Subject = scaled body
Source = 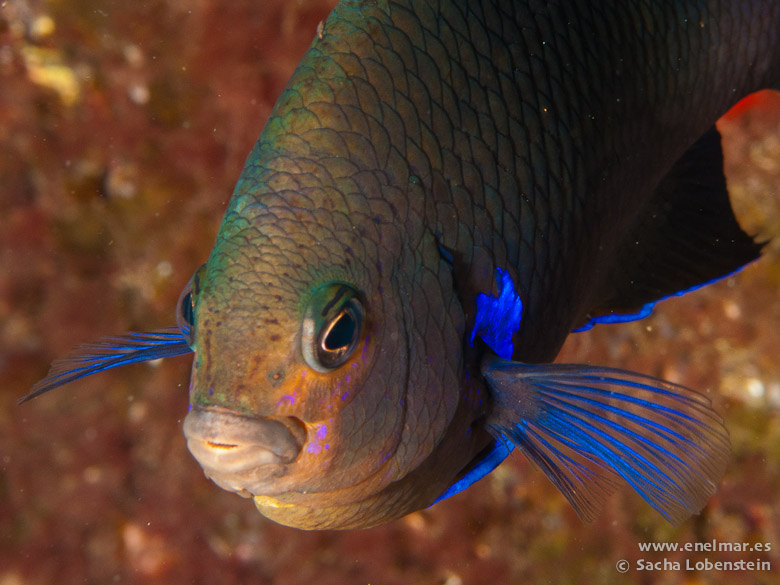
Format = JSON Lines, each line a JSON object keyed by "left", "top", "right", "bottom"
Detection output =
{"left": 26, "top": 0, "right": 780, "bottom": 530}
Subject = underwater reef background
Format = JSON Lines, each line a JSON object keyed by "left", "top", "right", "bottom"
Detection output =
{"left": 1, "top": 1, "right": 780, "bottom": 583}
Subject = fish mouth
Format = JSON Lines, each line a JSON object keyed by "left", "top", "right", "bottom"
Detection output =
{"left": 183, "top": 406, "right": 305, "bottom": 497}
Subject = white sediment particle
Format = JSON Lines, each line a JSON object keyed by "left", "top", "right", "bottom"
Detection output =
{"left": 746, "top": 378, "right": 765, "bottom": 399}
{"left": 723, "top": 300, "right": 741, "bottom": 320}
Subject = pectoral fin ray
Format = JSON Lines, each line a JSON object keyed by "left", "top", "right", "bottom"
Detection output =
{"left": 481, "top": 357, "right": 730, "bottom": 524}
{"left": 20, "top": 327, "right": 193, "bottom": 404}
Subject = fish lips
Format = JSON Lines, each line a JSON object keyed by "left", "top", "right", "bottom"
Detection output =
{"left": 183, "top": 406, "right": 304, "bottom": 497}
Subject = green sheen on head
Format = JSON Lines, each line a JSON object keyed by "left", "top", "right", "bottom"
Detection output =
{"left": 178, "top": 1, "right": 492, "bottom": 529}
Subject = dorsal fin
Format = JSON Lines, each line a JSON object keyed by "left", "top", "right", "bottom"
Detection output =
{"left": 578, "top": 126, "right": 763, "bottom": 330}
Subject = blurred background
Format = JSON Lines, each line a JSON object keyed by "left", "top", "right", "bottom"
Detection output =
{"left": 1, "top": 1, "right": 779, "bottom": 583}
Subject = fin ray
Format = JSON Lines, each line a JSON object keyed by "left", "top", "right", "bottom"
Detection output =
{"left": 483, "top": 359, "right": 729, "bottom": 524}
{"left": 20, "top": 327, "right": 193, "bottom": 403}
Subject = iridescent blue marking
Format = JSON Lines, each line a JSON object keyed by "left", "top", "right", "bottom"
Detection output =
{"left": 436, "top": 241, "right": 454, "bottom": 265}
{"left": 573, "top": 265, "right": 749, "bottom": 333}
{"left": 573, "top": 303, "right": 655, "bottom": 332}
{"left": 469, "top": 268, "right": 523, "bottom": 360}
{"left": 432, "top": 439, "right": 514, "bottom": 505}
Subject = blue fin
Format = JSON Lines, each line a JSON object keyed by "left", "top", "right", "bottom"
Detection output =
{"left": 432, "top": 439, "right": 514, "bottom": 505}
{"left": 573, "top": 264, "right": 748, "bottom": 332}
{"left": 20, "top": 327, "right": 193, "bottom": 403}
{"left": 482, "top": 357, "right": 729, "bottom": 524}
{"left": 469, "top": 268, "right": 523, "bottom": 360}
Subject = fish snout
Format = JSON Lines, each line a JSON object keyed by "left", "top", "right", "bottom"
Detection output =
{"left": 183, "top": 406, "right": 304, "bottom": 496}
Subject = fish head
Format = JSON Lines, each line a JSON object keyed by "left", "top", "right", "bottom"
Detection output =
{"left": 177, "top": 203, "right": 480, "bottom": 528}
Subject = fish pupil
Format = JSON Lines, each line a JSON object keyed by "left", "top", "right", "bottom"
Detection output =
{"left": 176, "top": 288, "right": 195, "bottom": 346}
{"left": 176, "top": 264, "right": 205, "bottom": 348}
{"left": 323, "top": 310, "right": 356, "bottom": 352}
{"left": 314, "top": 298, "right": 363, "bottom": 369}
{"left": 180, "top": 292, "right": 194, "bottom": 327}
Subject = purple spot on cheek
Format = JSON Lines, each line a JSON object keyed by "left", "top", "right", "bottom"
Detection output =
{"left": 306, "top": 425, "right": 328, "bottom": 455}
{"left": 341, "top": 392, "right": 349, "bottom": 401}
{"left": 277, "top": 394, "right": 296, "bottom": 407}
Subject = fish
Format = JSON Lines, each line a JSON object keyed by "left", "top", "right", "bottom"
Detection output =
{"left": 21, "top": 0, "right": 779, "bottom": 530}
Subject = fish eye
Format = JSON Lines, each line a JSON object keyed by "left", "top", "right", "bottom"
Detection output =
{"left": 317, "top": 299, "right": 362, "bottom": 368}
{"left": 176, "top": 282, "right": 195, "bottom": 346}
{"left": 301, "top": 285, "right": 364, "bottom": 372}
{"left": 176, "top": 264, "right": 205, "bottom": 347}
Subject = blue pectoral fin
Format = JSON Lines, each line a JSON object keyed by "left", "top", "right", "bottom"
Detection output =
{"left": 20, "top": 327, "right": 193, "bottom": 403}
{"left": 432, "top": 439, "right": 514, "bottom": 505}
{"left": 482, "top": 357, "right": 730, "bottom": 524}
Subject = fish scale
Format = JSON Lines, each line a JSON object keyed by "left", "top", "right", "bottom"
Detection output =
{"left": 23, "top": 0, "right": 780, "bottom": 531}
